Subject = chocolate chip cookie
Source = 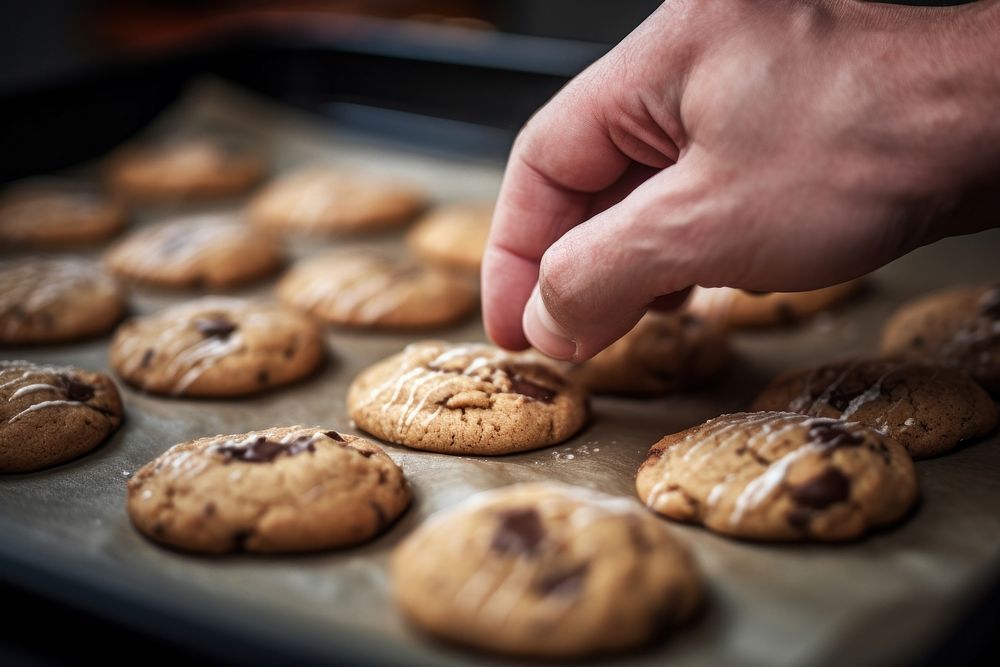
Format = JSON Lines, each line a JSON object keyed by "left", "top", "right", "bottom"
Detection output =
{"left": 687, "top": 279, "right": 864, "bottom": 328}
{"left": 391, "top": 482, "right": 701, "bottom": 658}
{"left": 636, "top": 412, "right": 917, "bottom": 542}
{"left": 752, "top": 358, "right": 997, "bottom": 459}
{"left": 127, "top": 426, "right": 410, "bottom": 553}
{"left": 0, "top": 258, "right": 127, "bottom": 344}
{"left": 1, "top": 360, "right": 124, "bottom": 472}
{"left": 406, "top": 202, "right": 492, "bottom": 274}
{"left": 275, "top": 251, "right": 477, "bottom": 330}
{"left": 107, "top": 136, "right": 265, "bottom": 201}
{"left": 347, "top": 341, "right": 588, "bottom": 455}
{"left": 248, "top": 166, "right": 426, "bottom": 235}
{"left": 110, "top": 297, "right": 324, "bottom": 397}
{"left": 104, "top": 214, "right": 285, "bottom": 289}
{"left": 0, "top": 179, "right": 126, "bottom": 247}
{"left": 574, "top": 311, "right": 729, "bottom": 396}
{"left": 881, "top": 284, "right": 1000, "bottom": 394}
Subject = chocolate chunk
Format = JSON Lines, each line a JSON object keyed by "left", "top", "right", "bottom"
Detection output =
{"left": 509, "top": 375, "right": 556, "bottom": 403}
{"left": 775, "top": 301, "right": 798, "bottom": 325}
{"left": 232, "top": 530, "right": 252, "bottom": 550}
{"left": 808, "top": 421, "right": 865, "bottom": 449}
{"left": 203, "top": 502, "right": 216, "bottom": 517}
{"left": 786, "top": 506, "right": 813, "bottom": 530}
{"left": 194, "top": 316, "right": 237, "bottom": 339}
{"left": 789, "top": 468, "right": 851, "bottom": 509}
{"left": 370, "top": 501, "right": 387, "bottom": 528}
{"left": 257, "top": 369, "right": 269, "bottom": 384}
{"left": 826, "top": 386, "right": 863, "bottom": 412}
{"left": 141, "top": 348, "right": 155, "bottom": 368}
{"left": 491, "top": 508, "right": 545, "bottom": 555}
{"left": 535, "top": 563, "right": 589, "bottom": 597}
{"left": 61, "top": 376, "right": 94, "bottom": 402}
{"left": 979, "top": 288, "right": 1000, "bottom": 319}
{"left": 324, "top": 430, "right": 345, "bottom": 442}
{"left": 215, "top": 435, "right": 315, "bottom": 463}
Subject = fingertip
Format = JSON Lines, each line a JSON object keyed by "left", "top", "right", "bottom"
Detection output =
{"left": 522, "top": 285, "right": 577, "bottom": 361}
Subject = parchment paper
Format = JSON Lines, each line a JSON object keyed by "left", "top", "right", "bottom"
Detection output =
{"left": 2, "top": 79, "right": 999, "bottom": 667}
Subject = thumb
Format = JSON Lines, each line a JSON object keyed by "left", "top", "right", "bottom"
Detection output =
{"left": 522, "top": 159, "right": 745, "bottom": 361}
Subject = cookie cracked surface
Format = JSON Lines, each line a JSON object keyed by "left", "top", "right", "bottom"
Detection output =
{"left": 752, "top": 358, "right": 997, "bottom": 459}
{"left": 248, "top": 166, "right": 425, "bottom": 235}
{"left": 110, "top": 297, "right": 324, "bottom": 397}
{"left": 881, "top": 284, "right": 1000, "bottom": 394}
{"left": 391, "top": 482, "right": 701, "bottom": 658}
{"left": 127, "top": 426, "right": 410, "bottom": 553}
{"left": 575, "top": 312, "right": 729, "bottom": 396}
{"left": 347, "top": 341, "right": 588, "bottom": 454}
{"left": 276, "top": 251, "right": 476, "bottom": 329}
{"left": 1, "top": 360, "right": 124, "bottom": 472}
{"left": 636, "top": 412, "right": 917, "bottom": 542}
{"left": 0, "top": 258, "right": 127, "bottom": 344}
{"left": 104, "top": 215, "right": 284, "bottom": 289}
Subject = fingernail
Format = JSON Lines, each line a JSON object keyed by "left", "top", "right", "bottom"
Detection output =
{"left": 523, "top": 285, "right": 577, "bottom": 361}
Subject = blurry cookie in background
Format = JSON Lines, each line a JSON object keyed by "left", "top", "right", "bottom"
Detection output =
{"left": 881, "top": 284, "right": 1000, "bottom": 394}
{"left": 636, "top": 412, "right": 917, "bottom": 542}
{"left": 687, "top": 279, "right": 865, "bottom": 328}
{"left": 104, "top": 214, "right": 284, "bottom": 289}
{"left": 127, "top": 426, "right": 410, "bottom": 554}
{"left": 406, "top": 202, "right": 492, "bottom": 275}
{"left": 0, "top": 179, "right": 126, "bottom": 247}
{"left": 392, "top": 482, "right": 702, "bottom": 658}
{"left": 248, "top": 166, "right": 426, "bottom": 235}
{"left": 1, "top": 360, "right": 124, "bottom": 472}
{"left": 575, "top": 311, "right": 729, "bottom": 397}
{"left": 107, "top": 136, "right": 265, "bottom": 201}
{"left": 110, "top": 296, "right": 324, "bottom": 397}
{"left": 752, "top": 358, "right": 997, "bottom": 459}
{"left": 348, "top": 341, "right": 588, "bottom": 455}
{"left": 0, "top": 258, "right": 127, "bottom": 344}
{"left": 276, "top": 251, "right": 476, "bottom": 330}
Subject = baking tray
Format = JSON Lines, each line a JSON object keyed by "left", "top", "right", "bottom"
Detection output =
{"left": 2, "top": 79, "right": 999, "bottom": 666}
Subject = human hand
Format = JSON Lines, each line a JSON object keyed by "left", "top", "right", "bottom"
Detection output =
{"left": 482, "top": 0, "right": 1000, "bottom": 361}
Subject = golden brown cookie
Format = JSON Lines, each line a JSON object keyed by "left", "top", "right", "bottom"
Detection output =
{"left": 687, "top": 280, "right": 864, "bottom": 328}
{"left": 347, "top": 341, "right": 588, "bottom": 455}
{"left": 0, "top": 179, "right": 126, "bottom": 247}
{"left": 406, "top": 202, "right": 492, "bottom": 274}
{"left": 575, "top": 312, "right": 729, "bottom": 396}
{"left": 275, "top": 251, "right": 476, "bottom": 330}
{"left": 391, "top": 482, "right": 701, "bottom": 658}
{"left": 107, "top": 137, "right": 265, "bottom": 201}
{"left": 636, "top": 412, "right": 917, "bottom": 542}
{"left": 110, "top": 297, "right": 324, "bottom": 397}
{"left": 104, "top": 214, "right": 285, "bottom": 289}
{"left": 248, "top": 166, "right": 426, "bottom": 235}
{"left": 881, "top": 284, "right": 1000, "bottom": 394}
{"left": 751, "top": 358, "right": 997, "bottom": 459}
{"left": 127, "top": 426, "right": 410, "bottom": 554}
{"left": 1, "top": 360, "right": 124, "bottom": 472}
{"left": 0, "top": 258, "right": 127, "bottom": 344}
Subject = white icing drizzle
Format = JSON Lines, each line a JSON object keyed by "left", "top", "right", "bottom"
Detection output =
{"left": 0, "top": 259, "right": 118, "bottom": 335}
{"left": 1, "top": 362, "right": 97, "bottom": 425}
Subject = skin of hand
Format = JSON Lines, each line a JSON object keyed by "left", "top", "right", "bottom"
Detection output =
{"left": 481, "top": 0, "right": 1000, "bottom": 361}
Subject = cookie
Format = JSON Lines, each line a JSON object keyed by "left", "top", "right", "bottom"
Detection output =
{"left": 107, "top": 136, "right": 264, "bottom": 201}
{"left": 881, "top": 285, "right": 1000, "bottom": 394}
{"left": 347, "top": 341, "right": 588, "bottom": 455}
{"left": 687, "top": 279, "right": 864, "bottom": 328}
{"left": 110, "top": 297, "right": 324, "bottom": 397}
{"left": 751, "top": 358, "right": 997, "bottom": 459}
{"left": 0, "top": 179, "right": 126, "bottom": 247}
{"left": 104, "top": 214, "right": 285, "bottom": 289}
{"left": 0, "top": 258, "right": 127, "bottom": 344}
{"left": 248, "top": 166, "right": 426, "bottom": 235}
{"left": 1, "top": 360, "right": 124, "bottom": 472}
{"left": 574, "top": 311, "right": 729, "bottom": 397}
{"left": 406, "top": 202, "right": 492, "bottom": 274}
{"left": 127, "top": 426, "right": 410, "bottom": 553}
{"left": 636, "top": 412, "right": 917, "bottom": 541}
{"left": 275, "top": 251, "right": 477, "bottom": 330}
{"left": 391, "top": 482, "right": 701, "bottom": 658}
